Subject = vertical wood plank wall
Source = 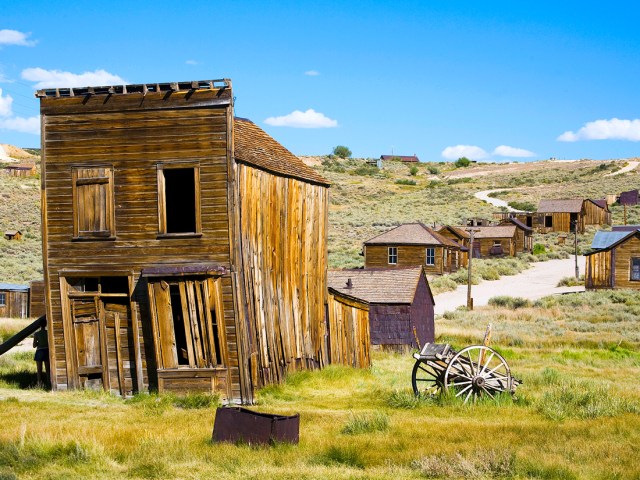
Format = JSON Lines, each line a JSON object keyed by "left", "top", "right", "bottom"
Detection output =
{"left": 236, "top": 163, "right": 329, "bottom": 389}
{"left": 585, "top": 250, "right": 613, "bottom": 289}
{"left": 40, "top": 93, "right": 237, "bottom": 394}
{"left": 326, "top": 293, "right": 371, "bottom": 368}
{"left": 29, "top": 280, "right": 47, "bottom": 318}
{"left": 0, "top": 290, "right": 29, "bottom": 318}
{"left": 613, "top": 236, "right": 640, "bottom": 289}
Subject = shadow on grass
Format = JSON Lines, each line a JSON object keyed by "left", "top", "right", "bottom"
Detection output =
{"left": 0, "top": 370, "right": 41, "bottom": 390}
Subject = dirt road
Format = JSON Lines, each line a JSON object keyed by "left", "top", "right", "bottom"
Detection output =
{"left": 434, "top": 257, "right": 585, "bottom": 315}
{"left": 474, "top": 188, "right": 523, "bottom": 212}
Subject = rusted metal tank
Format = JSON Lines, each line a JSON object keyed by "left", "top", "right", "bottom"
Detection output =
{"left": 212, "top": 407, "right": 299, "bottom": 445}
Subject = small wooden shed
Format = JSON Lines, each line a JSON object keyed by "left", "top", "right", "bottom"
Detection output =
{"left": 439, "top": 224, "right": 525, "bottom": 258}
{"left": 36, "top": 79, "right": 345, "bottom": 403}
{"left": 363, "top": 223, "right": 462, "bottom": 274}
{"left": 499, "top": 218, "right": 533, "bottom": 253}
{"left": 328, "top": 267, "right": 434, "bottom": 352}
{"left": 5, "top": 163, "right": 37, "bottom": 177}
{"left": 535, "top": 198, "right": 611, "bottom": 234}
{"left": 3, "top": 230, "right": 22, "bottom": 241}
{"left": 0, "top": 283, "right": 30, "bottom": 318}
{"left": 585, "top": 229, "right": 640, "bottom": 289}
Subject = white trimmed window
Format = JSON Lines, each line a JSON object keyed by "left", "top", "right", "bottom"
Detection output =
{"left": 426, "top": 247, "right": 435, "bottom": 266}
{"left": 388, "top": 247, "right": 398, "bottom": 264}
{"left": 631, "top": 258, "right": 640, "bottom": 281}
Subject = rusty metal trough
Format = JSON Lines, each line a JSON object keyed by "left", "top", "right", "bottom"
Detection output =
{"left": 212, "top": 407, "right": 300, "bottom": 445}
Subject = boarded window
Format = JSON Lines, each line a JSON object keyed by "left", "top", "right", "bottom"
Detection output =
{"left": 426, "top": 247, "right": 435, "bottom": 266}
{"left": 157, "top": 164, "right": 201, "bottom": 235}
{"left": 72, "top": 167, "right": 115, "bottom": 239}
{"left": 388, "top": 247, "right": 398, "bottom": 265}
{"left": 631, "top": 258, "right": 640, "bottom": 281}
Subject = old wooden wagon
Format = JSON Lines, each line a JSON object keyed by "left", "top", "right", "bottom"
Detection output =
{"left": 36, "top": 79, "right": 348, "bottom": 403}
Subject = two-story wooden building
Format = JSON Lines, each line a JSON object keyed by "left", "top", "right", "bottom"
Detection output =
{"left": 363, "top": 223, "right": 462, "bottom": 274}
{"left": 36, "top": 79, "right": 341, "bottom": 404}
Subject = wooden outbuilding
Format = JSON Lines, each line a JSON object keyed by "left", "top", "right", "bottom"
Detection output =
{"left": 618, "top": 189, "right": 638, "bottom": 206}
{"left": 585, "top": 229, "right": 640, "bottom": 290}
{"left": 328, "top": 267, "right": 434, "bottom": 352}
{"left": 363, "top": 223, "right": 462, "bottom": 274}
{"left": 5, "top": 163, "right": 37, "bottom": 177}
{"left": 438, "top": 223, "right": 528, "bottom": 258}
{"left": 380, "top": 155, "right": 419, "bottom": 163}
{"left": 0, "top": 283, "right": 30, "bottom": 318}
{"left": 36, "top": 79, "right": 348, "bottom": 403}
{"left": 498, "top": 217, "right": 534, "bottom": 253}
{"left": 535, "top": 198, "right": 611, "bottom": 234}
{"left": 3, "top": 230, "right": 22, "bottom": 241}
{"left": 436, "top": 225, "right": 469, "bottom": 267}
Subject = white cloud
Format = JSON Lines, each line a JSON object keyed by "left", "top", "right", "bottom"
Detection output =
{"left": 304, "top": 70, "right": 320, "bottom": 76}
{"left": 0, "top": 29, "right": 36, "bottom": 47}
{"left": 492, "top": 145, "right": 535, "bottom": 157}
{"left": 264, "top": 109, "right": 337, "bottom": 128}
{"left": 21, "top": 68, "right": 127, "bottom": 89}
{"left": 185, "top": 60, "right": 199, "bottom": 65}
{"left": 0, "top": 116, "right": 40, "bottom": 134}
{"left": 441, "top": 145, "right": 488, "bottom": 160}
{"left": 0, "top": 89, "right": 13, "bottom": 117}
{"left": 558, "top": 118, "right": 640, "bottom": 142}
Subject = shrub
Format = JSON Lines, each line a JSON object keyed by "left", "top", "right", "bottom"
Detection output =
{"left": 489, "top": 296, "right": 532, "bottom": 309}
{"left": 409, "top": 165, "right": 419, "bottom": 176}
{"left": 454, "top": 156, "right": 471, "bottom": 168}
{"left": 532, "top": 243, "right": 546, "bottom": 255}
{"left": 508, "top": 200, "right": 536, "bottom": 211}
{"left": 427, "top": 165, "right": 439, "bottom": 174}
{"left": 341, "top": 411, "right": 389, "bottom": 434}
{"left": 351, "top": 165, "right": 379, "bottom": 176}
{"left": 395, "top": 179, "right": 416, "bottom": 186}
{"left": 557, "top": 276, "right": 584, "bottom": 287}
{"left": 332, "top": 145, "right": 352, "bottom": 159}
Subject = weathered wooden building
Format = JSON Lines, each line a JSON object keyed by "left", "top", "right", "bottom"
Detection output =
{"left": 5, "top": 163, "right": 37, "bottom": 177}
{"left": 498, "top": 218, "right": 534, "bottom": 253}
{"left": 535, "top": 198, "right": 611, "bottom": 234}
{"left": 585, "top": 229, "right": 640, "bottom": 289}
{"left": 37, "top": 79, "right": 339, "bottom": 403}
{"left": 0, "top": 283, "right": 29, "bottom": 318}
{"left": 363, "top": 223, "right": 462, "bottom": 274}
{"left": 29, "top": 279, "right": 46, "bottom": 319}
{"left": 3, "top": 230, "right": 22, "bottom": 241}
{"left": 436, "top": 225, "right": 469, "bottom": 267}
{"left": 328, "top": 267, "right": 434, "bottom": 352}
{"left": 438, "top": 223, "right": 529, "bottom": 258}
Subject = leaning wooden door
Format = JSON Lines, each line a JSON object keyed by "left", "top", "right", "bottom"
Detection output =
{"left": 71, "top": 298, "right": 108, "bottom": 391}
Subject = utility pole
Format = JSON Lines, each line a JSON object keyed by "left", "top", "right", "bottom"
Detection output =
{"left": 466, "top": 228, "right": 480, "bottom": 309}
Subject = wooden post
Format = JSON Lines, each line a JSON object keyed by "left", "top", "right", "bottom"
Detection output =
{"left": 466, "top": 228, "right": 479, "bottom": 309}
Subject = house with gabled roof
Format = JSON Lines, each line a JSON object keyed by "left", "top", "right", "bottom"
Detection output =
{"left": 363, "top": 223, "right": 462, "bottom": 274}
{"left": 585, "top": 228, "right": 640, "bottom": 289}
{"left": 438, "top": 222, "right": 530, "bottom": 259}
{"left": 328, "top": 266, "right": 434, "bottom": 352}
{"left": 535, "top": 198, "right": 611, "bottom": 234}
{"left": 380, "top": 154, "right": 420, "bottom": 163}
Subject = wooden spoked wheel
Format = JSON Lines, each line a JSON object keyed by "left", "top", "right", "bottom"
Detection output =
{"left": 443, "top": 345, "right": 512, "bottom": 404}
{"left": 411, "top": 359, "right": 445, "bottom": 397}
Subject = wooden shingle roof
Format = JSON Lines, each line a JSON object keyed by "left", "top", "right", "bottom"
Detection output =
{"left": 473, "top": 225, "right": 517, "bottom": 239}
{"left": 364, "top": 223, "right": 459, "bottom": 247}
{"left": 234, "top": 117, "right": 330, "bottom": 186}
{"left": 538, "top": 198, "right": 584, "bottom": 213}
{"left": 328, "top": 267, "right": 430, "bottom": 304}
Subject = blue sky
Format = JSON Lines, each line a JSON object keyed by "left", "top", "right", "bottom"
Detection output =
{"left": 1, "top": 1, "right": 640, "bottom": 162}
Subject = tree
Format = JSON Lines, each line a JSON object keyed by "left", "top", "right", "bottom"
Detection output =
{"left": 454, "top": 156, "right": 471, "bottom": 168}
{"left": 332, "top": 145, "right": 352, "bottom": 159}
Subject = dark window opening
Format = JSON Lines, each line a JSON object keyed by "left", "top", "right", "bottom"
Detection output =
{"left": 169, "top": 285, "right": 189, "bottom": 365}
{"left": 68, "top": 277, "right": 100, "bottom": 293}
{"left": 545, "top": 216, "right": 553, "bottom": 228}
{"left": 0, "top": 293, "right": 5, "bottom": 306}
{"left": 101, "top": 277, "right": 129, "bottom": 294}
{"left": 164, "top": 168, "right": 196, "bottom": 233}
{"left": 211, "top": 309, "right": 222, "bottom": 365}
{"left": 526, "top": 216, "right": 532, "bottom": 227}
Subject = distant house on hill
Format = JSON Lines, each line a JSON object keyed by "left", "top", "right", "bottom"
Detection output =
{"left": 585, "top": 229, "right": 640, "bottom": 290}
{"left": 328, "top": 266, "right": 434, "bottom": 352}
{"left": 4, "top": 230, "right": 22, "bottom": 241}
{"left": 380, "top": 155, "right": 420, "bottom": 163}
{"left": 5, "top": 163, "right": 37, "bottom": 177}
{"left": 619, "top": 189, "right": 639, "bottom": 206}
{"left": 363, "top": 223, "right": 462, "bottom": 274}
{"left": 536, "top": 198, "right": 611, "bottom": 234}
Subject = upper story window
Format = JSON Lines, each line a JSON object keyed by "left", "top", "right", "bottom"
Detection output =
{"left": 72, "top": 166, "right": 115, "bottom": 240}
{"left": 388, "top": 247, "right": 398, "bottom": 265}
{"left": 631, "top": 258, "right": 640, "bottom": 281}
{"left": 426, "top": 247, "right": 435, "bottom": 266}
{"left": 157, "top": 163, "right": 201, "bottom": 237}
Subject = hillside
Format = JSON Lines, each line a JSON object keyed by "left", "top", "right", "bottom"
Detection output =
{"left": 1, "top": 155, "right": 640, "bottom": 282}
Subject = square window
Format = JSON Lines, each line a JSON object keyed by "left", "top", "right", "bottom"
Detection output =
{"left": 631, "top": 258, "right": 640, "bottom": 281}
{"left": 426, "top": 247, "right": 435, "bottom": 266}
{"left": 157, "top": 164, "right": 201, "bottom": 236}
{"left": 388, "top": 247, "right": 398, "bottom": 265}
{"left": 72, "top": 167, "right": 115, "bottom": 239}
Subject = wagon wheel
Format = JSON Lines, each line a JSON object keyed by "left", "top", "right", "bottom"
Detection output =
{"left": 443, "top": 345, "right": 512, "bottom": 404}
{"left": 411, "top": 359, "right": 445, "bottom": 397}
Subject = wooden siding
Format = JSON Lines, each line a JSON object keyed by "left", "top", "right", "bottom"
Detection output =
{"left": 585, "top": 250, "right": 613, "bottom": 289}
{"left": 326, "top": 292, "right": 371, "bottom": 368}
{"left": 410, "top": 274, "right": 434, "bottom": 345}
{"left": 364, "top": 245, "right": 452, "bottom": 274}
{"left": 473, "top": 237, "right": 515, "bottom": 258}
{"left": 0, "top": 290, "right": 29, "bottom": 318}
{"left": 29, "top": 280, "right": 46, "bottom": 318}
{"left": 613, "top": 236, "right": 640, "bottom": 289}
{"left": 584, "top": 201, "right": 611, "bottom": 227}
{"left": 41, "top": 94, "right": 237, "bottom": 396}
{"left": 236, "top": 164, "right": 329, "bottom": 390}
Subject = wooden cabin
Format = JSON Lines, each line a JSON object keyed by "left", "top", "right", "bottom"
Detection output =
{"left": 29, "top": 279, "right": 46, "bottom": 318}
{"left": 5, "top": 163, "right": 37, "bottom": 177}
{"left": 498, "top": 218, "right": 533, "bottom": 253}
{"left": 3, "top": 230, "right": 22, "bottom": 241}
{"left": 436, "top": 225, "right": 469, "bottom": 267}
{"left": 363, "top": 223, "right": 462, "bottom": 274}
{"left": 585, "top": 229, "right": 640, "bottom": 290}
{"left": 0, "top": 283, "right": 30, "bottom": 318}
{"left": 380, "top": 155, "right": 419, "bottom": 163}
{"left": 439, "top": 223, "right": 527, "bottom": 258}
{"left": 328, "top": 267, "right": 434, "bottom": 352}
{"left": 36, "top": 79, "right": 343, "bottom": 403}
{"left": 619, "top": 189, "right": 638, "bottom": 206}
{"left": 535, "top": 198, "right": 611, "bottom": 234}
